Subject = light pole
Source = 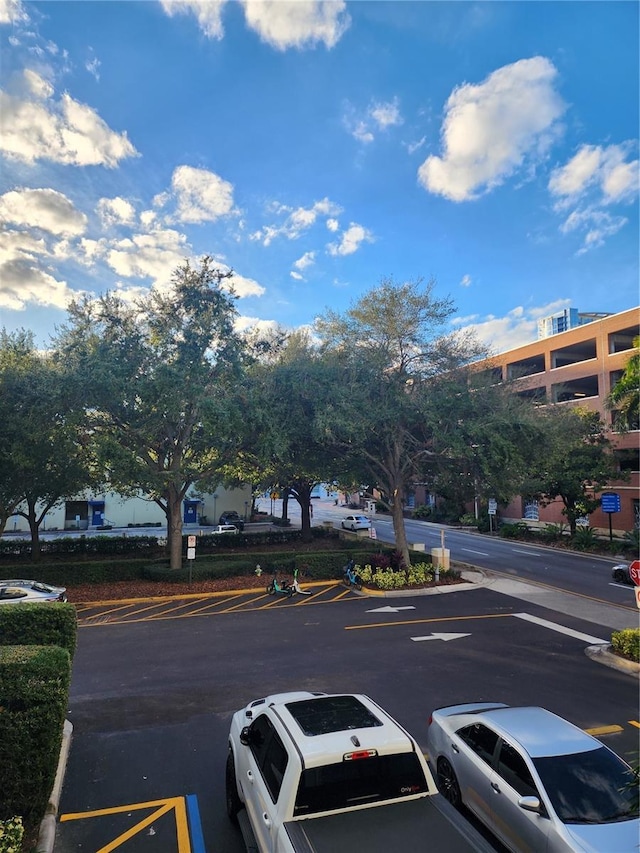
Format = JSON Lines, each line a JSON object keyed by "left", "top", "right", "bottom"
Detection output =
{"left": 213, "top": 494, "right": 218, "bottom": 524}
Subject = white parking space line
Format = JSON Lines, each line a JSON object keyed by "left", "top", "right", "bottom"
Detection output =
{"left": 461, "top": 548, "right": 490, "bottom": 556}
{"left": 514, "top": 612, "right": 607, "bottom": 645}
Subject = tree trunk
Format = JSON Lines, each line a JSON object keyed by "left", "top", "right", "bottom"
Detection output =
{"left": 390, "top": 489, "right": 410, "bottom": 569}
{"left": 293, "top": 482, "right": 313, "bottom": 543}
{"left": 167, "top": 488, "right": 184, "bottom": 570}
{"left": 27, "top": 498, "right": 42, "bottom": 562}
{"left": 281, "top": 488, "right": 290, "bottom": 522}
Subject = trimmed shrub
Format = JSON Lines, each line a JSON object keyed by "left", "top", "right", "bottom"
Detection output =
{"left": 0, "top": 559, "right": 149, "bottom": 586}
{"left": 571, "top": 526, "right": 599, "bottom": 551}
{"left": 0, "top": 603, "right": 77, "bottom": 659}
{"left": 499, "top": 522, "right": 530, "bottom": 539}
{"left": 611, "top": 628, "right": 640, "bottom": 663}
{"left": 0, "top": 645, "right": 71, "bottom": 826}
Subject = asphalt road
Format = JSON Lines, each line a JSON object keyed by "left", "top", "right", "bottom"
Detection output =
{"left": 56, "top": 580, "right": 639, "bottom": 853}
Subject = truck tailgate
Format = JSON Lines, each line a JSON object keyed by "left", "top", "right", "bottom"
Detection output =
{"left": 284, "top": 794, "right": 494, "bottom": 853}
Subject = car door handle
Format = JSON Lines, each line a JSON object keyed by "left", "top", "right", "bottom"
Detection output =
{"left": 491, "top": 782, "right": 501, "bottom": 794}
{"left": 262, "top": 813, "right": 272, "bottom": 828}
{"left": 247, "top": 770, "right": 254, "bottom": 784}
{"left": 451, "top": 743, "right": 459, "bottom": 753}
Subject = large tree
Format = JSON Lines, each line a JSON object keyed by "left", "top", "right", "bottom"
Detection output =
{"left": 238, "top": 331, "right": 346, "bottom": 541}
{"left": 54, "top": 257, "right": 247, "bottom": 569}
{"left": 315, "top": 277, "right": 487, "bottom": 566}
{"left": 523, "top": 407, "right": 621, "bottom": 535}
{"left": 0, "top": 329, "right": 95, "bottom": 557}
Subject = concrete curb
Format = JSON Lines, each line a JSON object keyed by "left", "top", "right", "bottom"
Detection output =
{"left": 585, "top": 644, "right": 640, "bottom": 677}
{"left": 35, "top": 719, "right": 73, "bottom": 853}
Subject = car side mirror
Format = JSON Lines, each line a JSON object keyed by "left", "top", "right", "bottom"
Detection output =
{"left": 518, "top": 795, "right": 542, "bottom": 814}
{"left": 240, "top": 726, "right": 252, "bottom": 746}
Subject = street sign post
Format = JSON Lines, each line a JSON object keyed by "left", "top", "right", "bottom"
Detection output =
{"left": 629, "top": 560, "right": 640, "bottom": 586}
{"left": 600, "top": 493, "right": 621, "bottom": 542}
{"left": 187, "top": 535, "right": 196, "bottom": 583}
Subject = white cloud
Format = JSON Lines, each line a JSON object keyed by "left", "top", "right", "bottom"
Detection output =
{"left": 234, "top": 315, "right": 281, "bottom": 335}
{"left": 165, "top": 164, "right": 236, "bottom": 223}
{"left": 370, "top": 97, "right": 403, "bottom": 130}
{"left": 251, "top": 198, "right": 341, "bottom": 245}
{"left": 160, "top": 0, "right": 350, "bottom": 49}
{"left": 456, "top": 299, "right": 572, "bottom": 353}
{"left": 418, "top": 56, "right": 565, "bottom": 201}
{"left": 0, "top": 188, "right": 87, "bottom": 235}
{"left": 106, "top": 227, "right": 190, "bottom": 287}
{"left": 327, "top": 222, "right": 373, "bottom": 257}
{"left": 548, "top": 143, "right": 638, "bottom": 253}
{"left": 326, "top": 218, "right": 339, "bottom": 232}
{"left": 0, "top": 70, "right": 138, "bottom": 167}
{"left": 0, "top": 258, "right": 77, "bottom": 311}
{"left": 97, "top": 196, "right": 136, "bottom": 228}
{"left": 290, "top": 270, "right": 303, "bottom": 280}
{"left": 86, "top": 54, "right": 101, "bottom": 82}
{"left": 225, "top": 271, "right": 266, "bottom": 298}
{"left": 549, "top": 143, "right": 639, "bottom": 204}
{"left": 241, "top": 0, "right": 350, "bottom": 50}
{"left": 294, "top": 251, "right": 315, "bottom": 270}
{"left": 0, "top": 0, "right": 28, "bottom": 25}
{"left": 406, "top": 135, "right": 426, "bottom": 155}
{"left": 460, "top": 274, "right": 472, "bottom": 287}
{"left": 160, "top": 0, "right": 226, "bottom": 40}
{"left": 344, "top": 97, "right": 403, "bottom": 143}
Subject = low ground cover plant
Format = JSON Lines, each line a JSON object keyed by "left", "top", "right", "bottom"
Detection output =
{"left": 355, "top": 562, "right": 460, "bottom": 590}
{"left": 611, "top": 628, "right": 640, "bottom": 663}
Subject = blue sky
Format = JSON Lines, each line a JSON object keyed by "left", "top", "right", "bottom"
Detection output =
{"left": 0, "top": 0, "right": 638, "bottom": 353}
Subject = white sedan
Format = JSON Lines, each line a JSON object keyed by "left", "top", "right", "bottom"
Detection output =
{"left": 341, "top": 514, "right": 371, "bottom": 531}
{"left": 427, "top": 702, "right": 639, "bottom": 853}
{"left": 0, "top": 580, "right": 67, "bottom": 604}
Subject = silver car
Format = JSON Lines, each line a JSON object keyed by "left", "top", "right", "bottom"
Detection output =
{"left": 427, "top": 702, "right": 639, "bottom": 853}
{"left": 0, "top": 579, "right": 68, "bottom": 604}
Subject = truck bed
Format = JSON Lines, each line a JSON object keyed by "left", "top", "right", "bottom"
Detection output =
{"left": 284, "top": 794, "right": 495, "bottom": 853}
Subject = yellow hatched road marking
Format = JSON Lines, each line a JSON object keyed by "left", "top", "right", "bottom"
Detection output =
{"left": 60, "top": 796, "right": 191, "bottom": 853}
{"left": 138, "top": 592, "right": 247, "bottom": 619}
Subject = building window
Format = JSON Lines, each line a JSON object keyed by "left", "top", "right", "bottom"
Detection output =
{"left": 506, "top": 354, "right": 545, "bottom": 379}
{"left": 550, "top": 339, "right": 597, "bottom": 369}
{"left": 551, "top": 375, "right": 598, "bottom": 402}
{"left": 614, "top": 449, "right": 640, "bottom": 473}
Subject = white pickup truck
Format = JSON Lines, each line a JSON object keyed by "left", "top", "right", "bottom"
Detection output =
{"left": 226, "top": 691, "right": 495, "bottom": 853}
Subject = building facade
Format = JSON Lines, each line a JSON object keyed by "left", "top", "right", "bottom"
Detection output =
{"left": 482, "top": 307, "right": 639, "bottom": 533}
{"left": 5, "top": 485, "right": 253, "bottom": 535}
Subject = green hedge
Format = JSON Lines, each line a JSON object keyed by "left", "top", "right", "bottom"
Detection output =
{"left": 0, "top": 534, "right": 162, "bottom": 560}
{"left": 143, "top": 548, "right": 384, "bottom": 583}
{"left": 0, "top": 559, "right": 150, "bottom": 586}
{"left": 0, "top": 645, "right": 71, "bottom": 826}
{"left": 0, "top": 603, "right": 77, "bottom": 659}
{"left": 611, "top": 628, "right": 640, "bottom": 663}
{"left": 0, "top": 816, "right": 23, "bottom": 852}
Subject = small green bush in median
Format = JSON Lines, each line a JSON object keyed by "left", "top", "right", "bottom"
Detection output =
{"left": 611, "top": 628, "right": 640, "bottom": 663}
{"left": 0, "top": 816, "right": 23, "bottom": 853}
{"left": 0, "top": 603, "right": 77, "bottom": 659}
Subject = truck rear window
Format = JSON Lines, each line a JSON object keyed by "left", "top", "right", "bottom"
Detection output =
{"left": 293, "top": 752, "right": 428, "bottom": 816}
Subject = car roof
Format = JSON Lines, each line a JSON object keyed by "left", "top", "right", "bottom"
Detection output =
{"left": 475, "top": 707, "right": 600, "bottom": 757}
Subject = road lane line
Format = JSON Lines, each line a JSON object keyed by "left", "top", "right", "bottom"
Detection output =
{"left": 511, "top": 549, "right": 542, "bottom": 556}
{"left": 186, "top": 795, "right": 205, "bottom": 853}
{"left": 345, "top": 613, "right": 510, "bottom": 631}
{"left": 513, "top": 613, "right": 607, "bottom": 644}
{"left": 461, "top": 548, "right": 490, "bottom": 556}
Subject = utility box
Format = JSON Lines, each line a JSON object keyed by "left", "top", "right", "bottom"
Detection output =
{"left": 431, "top": 547, "right": 450, "bottom": 570}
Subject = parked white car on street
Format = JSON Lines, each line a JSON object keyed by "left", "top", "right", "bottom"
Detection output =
{"left": 341, "top": 514, "right": 371, "bottom": 531}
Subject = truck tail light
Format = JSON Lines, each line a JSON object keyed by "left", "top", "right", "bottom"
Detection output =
{"left": 344, "top": 749, "right": 377, "bottom": 761}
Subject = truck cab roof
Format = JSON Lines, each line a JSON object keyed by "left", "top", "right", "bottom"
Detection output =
{"left": 241, "top": 692, "right": 420, "bottom": 770}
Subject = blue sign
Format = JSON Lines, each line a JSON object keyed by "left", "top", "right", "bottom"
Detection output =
{"left": 601, "top": 493, "right": 621, "bottom": 513}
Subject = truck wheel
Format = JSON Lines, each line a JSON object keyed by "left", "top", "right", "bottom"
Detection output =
{"left": 226, "top": 752, "right": 242, "bottom": 824}
{"left": 437, "top": 758, "right": 462, "bottom": 809}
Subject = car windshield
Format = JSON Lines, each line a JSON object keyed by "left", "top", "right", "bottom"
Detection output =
{"left": 533, "top": 746, "right": 639, "bottom": 823}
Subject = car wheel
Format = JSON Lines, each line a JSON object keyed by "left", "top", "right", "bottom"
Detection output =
{"left": 437, "top": 757, "right": 462, "bottom": 809}
{"left": 226, "top": 751, "right": 242, "bottom": 823}
{"left": 613, "top": 569, "right": 626, "bottom": 583}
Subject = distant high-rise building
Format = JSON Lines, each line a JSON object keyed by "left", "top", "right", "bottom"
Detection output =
{"left": 537, "top": 308, "right": 612, "bottom": 339}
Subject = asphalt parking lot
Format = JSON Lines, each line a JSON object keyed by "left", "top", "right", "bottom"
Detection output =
{"left": 55, "top": 582, "right": 639, "bottom": 853}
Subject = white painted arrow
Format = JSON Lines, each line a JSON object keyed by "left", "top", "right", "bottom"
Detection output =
{"left": 411, "top": 632, "right": 471, "bottom": 642}
{"left": 366, "top": 605, "right": 417, "bottom": 613}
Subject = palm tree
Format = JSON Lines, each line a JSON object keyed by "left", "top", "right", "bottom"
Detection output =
{"left": 607, "top": 336, "right": 640, "bottom": 430}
